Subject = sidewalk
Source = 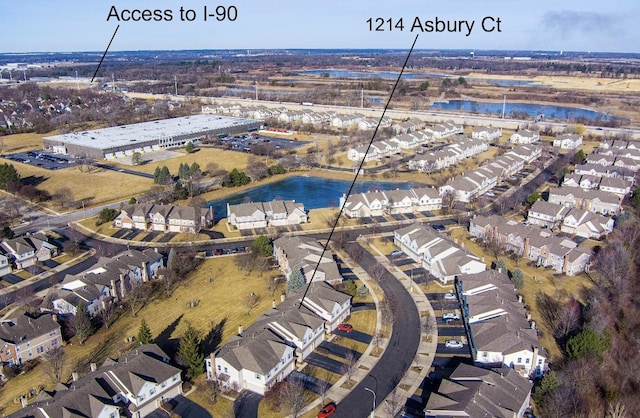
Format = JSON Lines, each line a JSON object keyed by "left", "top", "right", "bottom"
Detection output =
{"left": 295, "top": 234, "right": 437, "bottom": 417}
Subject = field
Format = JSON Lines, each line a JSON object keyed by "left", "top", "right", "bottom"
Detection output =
{"left": 0, "top": 132, "right": 47, "bottom": 154}
{"left": 4, "top": 159, "right": 154, "bottom": 208}
{"left": 0, "top": 256, "right": 283, "bottom": 415}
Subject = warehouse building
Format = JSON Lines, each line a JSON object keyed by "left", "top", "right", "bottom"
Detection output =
{"left": 42, "top": 114, "right": 263, "bottom": 159}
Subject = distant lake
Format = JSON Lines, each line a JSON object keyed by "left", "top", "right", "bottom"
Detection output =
{"left": 430, "top": 99, "right": 618, "bottom": 121}
{"left": 208, "top": 176, "right": 425, "bottom": 221}
{"left": 296, "top": 69, "right": 543, "bottom": 86}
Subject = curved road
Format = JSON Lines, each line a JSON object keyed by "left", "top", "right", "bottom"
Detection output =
{"left": 333, "top": 241, "right": 421, "bottom": 418}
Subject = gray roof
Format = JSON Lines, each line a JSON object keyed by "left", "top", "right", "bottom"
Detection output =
{"left": 425, "top": 363, "right": 532, "bottom": 418}
{"left": 43, "top": 114, "right": 261, "bottom": 151}
{"left": 0, "top": 313, "right": 59, "bottom": 345}
{"left": 9, "top": 344, "right": 180, "bottom": 418}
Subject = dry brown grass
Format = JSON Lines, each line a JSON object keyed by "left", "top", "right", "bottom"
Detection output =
{"left": 6, "top": 159, "right": 154, "bottom": 207}
{"left": 0, "top": 256, "right": 282, "bottom": 415}
{"left": 1, "top": 132, "right": 48, "bottom": 153}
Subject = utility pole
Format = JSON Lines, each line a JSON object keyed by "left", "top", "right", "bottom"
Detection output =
{"left": 174, "top": 75, "right": 178, "bottom": 96}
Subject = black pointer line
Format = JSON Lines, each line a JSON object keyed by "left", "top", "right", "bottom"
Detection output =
{"left": 91, "top": 25, "right": 120, "bottom": 83}
{"left": 298, "top": 33, "right": 420, "bottom": 309}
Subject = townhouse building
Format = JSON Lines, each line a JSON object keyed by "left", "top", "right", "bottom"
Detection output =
{"left": 114, "top": 203, "right": 213, "bottom": 233}
{"left": 227, "top": 200, "right": 307, "bottom": 230}
{"left": 0, "top": 313, "right": 62, "bottom": 367}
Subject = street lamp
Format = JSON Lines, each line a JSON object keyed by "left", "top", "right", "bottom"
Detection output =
{"left": 364, "top": 387, "right": 376, "bottom": 418}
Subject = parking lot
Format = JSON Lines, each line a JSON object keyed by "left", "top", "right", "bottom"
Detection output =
{"left": 5, "top": 150, "right": 79, "bottom": 170}
{"left": 211, "top": 133, "right": 306, "bottom": 153}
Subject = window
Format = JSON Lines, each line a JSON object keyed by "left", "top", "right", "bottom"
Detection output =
{"left": 526, "top": 358, "right": 530, "bottom": 364}
{"left": 217, "top": 365, "right": 221, "bottom": 371}
{"left": 538, "top": 359, "right": 543, "bottom": 365}
{"left": 255, "top": 373, "right": 261, "bottom": 380}
{"left": 224, "top": 367, "right": 228, "bottom": 373}
{"left": 37, "top": 346, "right": 44, "bottom": 354}
{"left": 281, "top": 359, "right": 285, "bottom": 365}
{"left": 172, "top": 375, "right": 178, "bottom": 382}
{"left": 5, "top": 350, "right": 10, "bottom": 356}
{"left": 517, "top": 357, "right": 522, "bottom": 363}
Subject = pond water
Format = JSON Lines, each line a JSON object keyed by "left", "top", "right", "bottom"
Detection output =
{"left": 207, "top": 176, "right": 424, "bottom": 221}
{"left": 430, "top": 99, "right": 617, "bottom": 121}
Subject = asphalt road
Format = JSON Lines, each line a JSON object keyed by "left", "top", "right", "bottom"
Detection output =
{"left": 332, "top": 241, "right": 421, "bottom": 418}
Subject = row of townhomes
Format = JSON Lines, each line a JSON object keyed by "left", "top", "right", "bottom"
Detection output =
{"left": 470, "top": 215, "right": 592, "bottom": 275}
{"left": 114, "top": 203, "right": 214, "bottom": 233}
{"left": 272, "top": 236, "right": 342, "bottom": 286}
{"left": 509, "top": 129, "right": 539, "bottom": 144}
{"left": 408, "top": 137, "right": 488, "bottom": 173}
{"left": 457, "top": 269, "right": 547, "bottom": 377}
{"left": 394, "top": 224, "right": 486, "bottom": 284}
{"left": 471, "top": 126, "right": 503, "bottom": 141}
{"left": 552, "top": 133, "right": 583, "bottom": 151}
{"left": 347, "top": 121, "right": 464, "bottom": 163}
{"left": 439, "top": 145, "right": 541, "bottom": 203}
{"left": 548, "top": 187, "right": 623, "bottom": 216}
{"left": 339, "top": 187, "right": 442, "bottom": 219}
{"left": 424, "top": 362, "right": 532, "bottom": 417}
{"left": 347, "top": 131, "right": 433, "bottom": 162}
{"left": 585, "top": 153, "right": 640, "bottom": 172}
{"left": 574, "top": 163, "right": 636, "bottom": 182}
{"left": 593, "top": 138, "right": 640, "bottom": 161}
{"left": 562, "top": 173, "right": 632, "bottom": 197}
{"left": 226, "top": 200, "right": 307, "bottom": 230}
{"left": 10, "top": 344, "right": 183, "bottom": 418}
{"left": 0, "top": 312, "right": 62, "bottom": 367}
{"left": 50, "top": 249, "right": 164, "bottom": 316}
{"left": 527, "top": 200, "right": 615, "bottom": 239}
{"left": 206, "top": 281, "right": 351, "bottom": 395}
{"left": 0, "top": 233, "right": 59, "bottom": 276}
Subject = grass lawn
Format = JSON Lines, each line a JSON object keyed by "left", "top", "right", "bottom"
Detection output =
{"left": 448, "top": 228, "right": 595, "bottom": 361}
{"left": 1, "top": 132, "right": 48, "bottom": 154}
{"left": 0, "top": 257, "right": 283, "bottom": 415}
{"left": 109, "top": 148, "right": 251, "bottom": 177}
{"left": 7, "top": 160, "right": 154, "bottom": 208}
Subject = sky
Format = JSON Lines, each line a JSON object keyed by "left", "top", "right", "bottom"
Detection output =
{"left": 2, "top": 0, "right": 639, "bottom": 53}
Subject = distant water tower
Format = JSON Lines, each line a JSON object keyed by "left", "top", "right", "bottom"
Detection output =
{"left": 470, "top": 51, "right": 475, "bottom": 59}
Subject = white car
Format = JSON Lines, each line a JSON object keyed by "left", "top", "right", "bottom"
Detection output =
{"left": 445, "top": 339, "right": 464, "bottom": 349}
{"left": 390, "top": 250, "right": 403, "bottom": 257}
{"left": 443, "top": 293, "right": 457, "bottom": 300}
{"left": 442, "top": 313, "right": 461, "bottom": 321}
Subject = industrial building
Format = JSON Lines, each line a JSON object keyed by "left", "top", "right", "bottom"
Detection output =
{"left": 42, "top": 114, "right": 263, "bottom": 159}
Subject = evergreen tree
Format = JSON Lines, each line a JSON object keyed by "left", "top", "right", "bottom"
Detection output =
{"left": 137, "top": 319, "right": 153, "bottom": 345}
{"left": 189, "top": 162, "right": 201, "bottom": 176}
{"left": 185, "top": 141, "right": 195, "bottom": 153}
{"left": 153, "top": 166, "right": 161, "bottom": 183}
{"left": 287, "top": 269, "right": 306, "bottom": 295}
{"left": 178, "top": 323, "right": 204, "bottom": 379}
{"left": 0, "top": 163, "right": 21, "bottom": 190}
{"left": 178, "top": 162, "right": 190, "bottom": 180}
{"left": 511, "top": 269, "right": 524, "bottom": 289}
{"left": 566, "top": 327, "right": 611, "bottom": 360}
{"left": 75, "top": 302, "right": 94, "bottom": 345}
{"left": 159, "top": 166, "right": 171, "bottom": 184}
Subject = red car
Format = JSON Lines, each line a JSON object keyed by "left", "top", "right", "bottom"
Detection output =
{"left": 318, "top": 402, "right": 337, "bottom": 418}
{"left": 337, "top": 323, "right": 353, "bottom": 332}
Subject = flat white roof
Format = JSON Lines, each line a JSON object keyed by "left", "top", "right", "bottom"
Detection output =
{"left": 43, "top": 114, "right": 261, "bottom": 150}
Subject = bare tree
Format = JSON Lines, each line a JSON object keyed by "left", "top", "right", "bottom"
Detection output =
{"left": 341, "top": 349, "right": 358, "bottom": 384}
{"left": 279, "top": 374, "right": 307, "bottom": 418}
{"left": 370, "top": 262, "right": 387, "bottom": 282}
{"left": 244, "top": 292, "right": 260, "bottom": 316}
{"left": 554, "top": 298, "right": 582, "bottom": 340}
{"left": 317, "top": 368, "right": 331, "bottom": 406}
{"left": 383, "top": 387, "right": 403, "bottom": 418}
{"left": 421, "top": 314, "right": 436, "bottom": 338}
{"left": 52, "top": 187, "right": 74, "bottom": 209}
{"left": 441, "top": 189, "right": 457, "bottom": 215}
{"left": 127, "top": 283, "right": 151, "bottom": 317}
{"left": 42, "top": 346, "right": 66, "bottom": 383}
{"left": 97, "top": 302, "right": 118, "bottom": 329}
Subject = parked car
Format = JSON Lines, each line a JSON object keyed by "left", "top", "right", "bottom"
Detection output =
{"left": 432, "top": 224, "right": 446, "bottom": 232}
{"left": 442, "top": 313, "right": 460, "bottom": 321}
{"left": 390, "top": 250, "right": 403, "bottom": 257}
{"left": 337, "top": 323, "right": 353, "bottom": 332}
{"left": 443, "top": 293, "right": 457, "bottom": 300}
{"left": 318, "top": 402, "right": 337, "bottom": 418}
{"left": 445, "top": 339, "right": 464, "bottom": 349}
{"left": 214, "top": 248, "right": 223, "bottom": 255}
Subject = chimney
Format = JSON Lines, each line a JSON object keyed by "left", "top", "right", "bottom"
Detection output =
{"left": 110, "top": 279, "right": 119, "bottom": 302}
{"left": 20, "top": 396, "right": 27, "bottom": 408}
{"left": 119, "top": 274, "right": 127, "bottom": 298}
{"left": 281, "top": 294, "right": 286, "bottom": 303}
{"left": 531, "top": 320, "right": 536, "bottom": 329}
{"left": 481, "top": 256, "right": 485, "bottom": 263}
{"left": 90, "top": 363, "right": 97, "bottom": 372}
{"left": 72, "top": 372, "right": 79, "bottom": 382}
{"left": 52, "top": 314, "right": 58, "bottom": 323}
{"left": 497, "top": 267, "right": 503, "bottom": 274}
{"left": 238, "top": 325, "right": 243, "bottom": 335}
{"left": 518, "top": 295, "right": 523, "bottom": 303}
{"left": 272, "top": 300, "right": 276, "bottom": 308}
{"left": 526, "top": 313, "right": 531, "bottom": 321}
{"left": 141, "top": 261, "right": 149, "bottom": 282}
